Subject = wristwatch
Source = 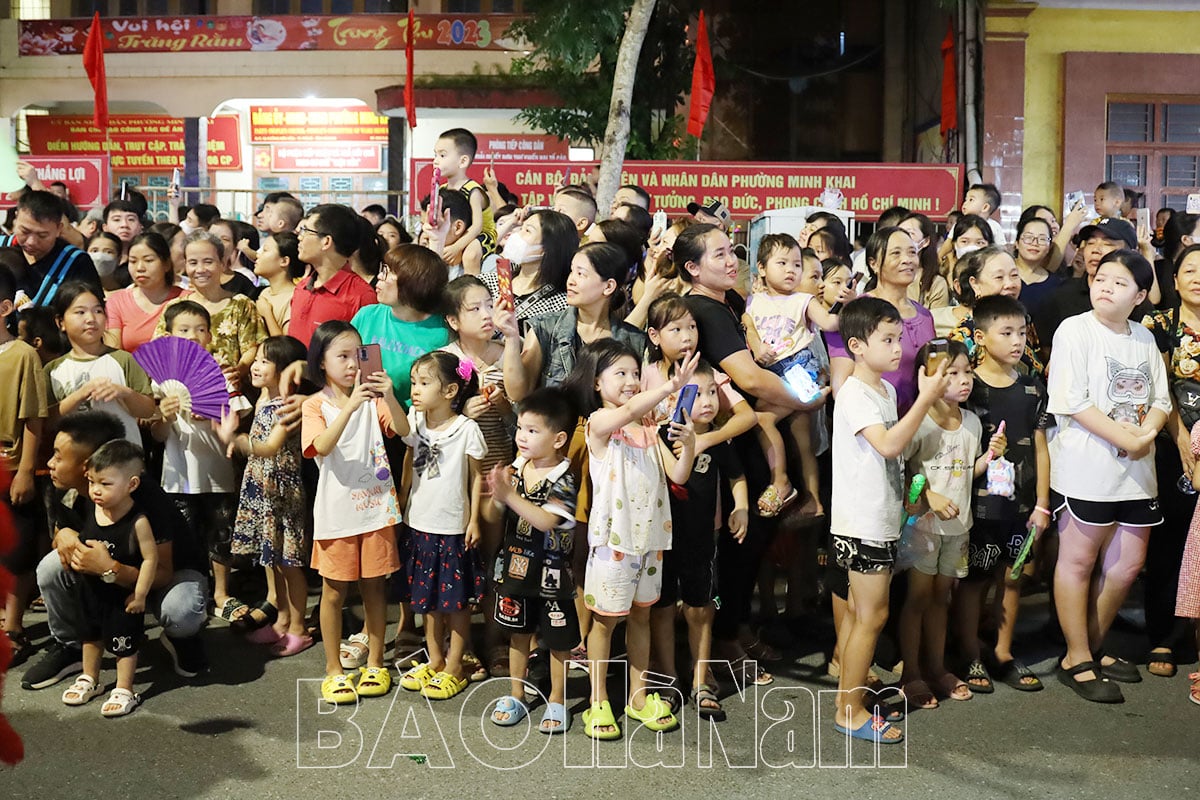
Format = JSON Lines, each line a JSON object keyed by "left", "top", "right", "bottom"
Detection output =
{"left": 101, "top": 565, "right": 119, "bottom": 584}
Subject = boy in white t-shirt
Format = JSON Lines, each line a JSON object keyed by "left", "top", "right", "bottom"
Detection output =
{"left": 830, "top": 297, "right": 949, "bottom": 744}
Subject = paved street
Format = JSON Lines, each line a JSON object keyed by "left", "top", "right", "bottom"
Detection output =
{"left": 3, "top": 590, "right": 1197, "bottom": 800}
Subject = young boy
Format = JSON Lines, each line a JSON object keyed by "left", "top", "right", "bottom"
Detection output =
{"left": 421, "top": 189, "right": 482, "bottom": 277}
{"left": 58, "top": 439, "right": 158, "bottom": 716}
{"left": 961, "top": 183, "right": 1006, "bottom": 245}
{"left": 1092, "top": 180, "right": 1126, "bottom": 223}
{"left": 0, "top": 264, "right": 49, "bottom": 666}
{"left": 148, "top": 301, "right": 242, "bottom": 625}
{"left": 649, "top": 362, "right": 749, "bottom": 722}
{"left": 433, "top": 128, "right": 496, "bottom": 265}
{"left": 830, "top": 297, "right": 949, "bottom": 743}
{"left": 17, "top": 305, "right": 66, "bottom": 365}
{"left": 484, "top": 388, "right": 579, "bottom": 734}
{"left": 958, "top": 294, "right": 1051, "bottom": 693}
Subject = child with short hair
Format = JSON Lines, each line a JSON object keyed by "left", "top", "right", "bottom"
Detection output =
{"left": 17, "top": 305, "right": 66, "bottom": 364}
{"left": 743, "top": 234, "right": 846, "bottom": 517}
{"left": 957, "top": 294, "right": 1051, "bottom": 694}
{"left": 434, "top": 128, "right": 496, "bottom": 264}
{"left": 484, "top": 388, "right": 579, "bottom": 734}
{"left": 1092, "top": 180, "right": 1125, "bottom": 222}
{"left": 422, "top": 189, "right": 483, "bottom": 277}
{"left": 830, "top": 296, "right": 950, "bottom": 743}
{"left": 897, "top": 339, "right": 989, "bottom": 708}
{"left": 961, "top": 182, "right": 1006, "bottom": 245}
{"left": 59, "top": 440, "right": 157, "bottom": 717}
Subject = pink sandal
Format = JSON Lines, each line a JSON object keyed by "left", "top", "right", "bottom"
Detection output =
{"left": 271, "top": 632, "right": 315, "bottom": 657}
{"left": 247, "top": 625, "right": 284, "bottom": 645}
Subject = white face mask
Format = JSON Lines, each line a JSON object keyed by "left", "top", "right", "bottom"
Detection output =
{"left": 955, "top": 242, "right": 983, "bottom": 260}
{"left": 90, "top": 251, "right": 118, "bottom": 276}
{"left": 179, "top": 221, "right": 196, "bottom": 236}
{"left": 502, "top": 232, "right": 543, "bottom": 265}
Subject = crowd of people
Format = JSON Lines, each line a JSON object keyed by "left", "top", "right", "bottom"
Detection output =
{"left": 0, "top": 129, "right": 1198, "bottom": 742}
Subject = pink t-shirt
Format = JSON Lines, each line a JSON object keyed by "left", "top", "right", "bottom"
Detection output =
{"left": 106, "top": 285, "right": 186, "bottom": 352}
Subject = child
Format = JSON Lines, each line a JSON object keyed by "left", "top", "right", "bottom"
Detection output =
{"left": 434, "top": 128, "right": 496, "bottom": 264}
{"left": 897, "top": 340, "right": 988, "bottom": 708}
{"left": 650, "top": 361, "right": 750, "bottom": 722}
{"left": 17, "top": 305, "right": 67, "bottom": 364}
{"left": 743, "top": 235, "right": 846, "bottom": 517}
{"left": 958, "top": 294, "right": 1051, "bottom": 693}
{"left": 821, "top": 257, "right": 855, "bottom": 311}
{"left": 219, "top": 335, "right": 312, "bottom": 657}
{"left": 58, "top": 440, "right": 157, "bottom": 717}
{"left": 484, "top": 388, "right": 580, "bottom": 733}
{"left": 563, "top": 339, "right": 698, "bottom": 740}
{"left": 254, "top": 231, "right": 302, "bottom": 337}
{"left": 423, "top": 189, "right": 483, "bottom": 277}
{"left": 46, "top": 281, "right": 157, "bottom": 444}
{"left": 830, "top": 296, "right": 949, "bottom": 743}
{"left": 0, "top": 264, "right": 49, "bottom": 666}
{"left": 1047, "top": 249, "right": 1170, "bottom": 703}
{"left": 302, "top": 320, "right": 409, "bottom": 704}
{"left": 1092, "top": 180, "right": 1126, "bottom": 223}
{"left": 148, "top": 301, "right": 243, "bottom": 625}
{"left": 398, "top": 351, "right": 487, "bottom": 701}
{"left": 960, "top": 182, "right": 1006, "bottom": 245}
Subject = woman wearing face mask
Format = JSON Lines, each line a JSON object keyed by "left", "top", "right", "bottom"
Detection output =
{"left": 938, "top": 214, "right": 994, "bottom": 283}
{"left": 899, "top": 212, "right": 950, "bottom": 308}
{"left": 86, "top": 231, "right": 123, "bottom": 292}
{"left": 480, "top": 209, "right": 578, "bottom": 322}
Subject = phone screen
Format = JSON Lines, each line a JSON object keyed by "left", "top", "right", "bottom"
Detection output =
{"left": 496, "top": 258, "right": 515, "bottom": 311}
{"left": 925, "top": 338, "right": 950, "bottom": 376}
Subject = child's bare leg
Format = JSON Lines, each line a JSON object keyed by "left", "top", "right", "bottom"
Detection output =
{"left": 755, "top": 405, "right": 792, "bottom": 506}
{"left": 547, "top": 648, "right": 569, "bottom": 709}
{"left": 898, "top": 570, "right": 932, "bottom": 690}
{"left": 626, "top": 605, "right": 671, "bottom": 723}
{"left": 649, "top": 604, "right": 677, "bottom": 680}
{"left": 573, "top": 523, "right": 591, "bottom": 648}
{"left": 444, "top": 610, "right": 470, "bottom": 680}
{"left": 264, "top": 565, "right": 278, "bottom": 611}
{"left": 1054, "top": 515, "right": 1109, "bottom": 675}
{"left": 282, "top": 567, "right": 309, "bottom": 637}
{"left": 424, "top": 612, "right": 447, "bottom": 673}
{"left": 394, "top": 601, "right": 418, "bottom": 646}
{"left": 992, "top": 572, "right": 1023, "bottom": 664}
{"left": 320, "top": 578, "right": 349, "bottom": 676}
{"left": 82, "top": 641, "right": 102, "bottom": 681}
{"left": 587, "top": 613, "right": 618, "bottom": 716}
{"left": 788, "top": 412, "right": 824, "bottom": 515}
{"left": 684, "top": 603, "right": 715, "bottom": 688}
{"left": 830, "top": 591, "right": 848, "bottom": 673}
{"left": 952, "top": 578, "right": 987, "bottom": 686}
{"left": 507, "top": 632, "right": 532, "bottom": 702}
{"left": 358, "top": 576, "right": 388, "bottom": 670}
{"left": 102, "top": 652, "right": 137, "bottom": 714}
{"left": 837, "top": 572, "right": 900, "bottom": 739}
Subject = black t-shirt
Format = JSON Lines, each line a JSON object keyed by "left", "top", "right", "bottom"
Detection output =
{"left": 494, "top": 459, "right": 578, "bottom": 599}
{"left": 51, "top": 483, "right": 206, "bottom": 574}
{"left": 965, "top": 373, "right": 1049, "bottom": 520}
{"left": 222, "top": 271, "right": 260, "bottom": 299}
{"left": 0, "top": 237, "right": 102, "bottom": 304}
{"left": 685, "top": 291, "right": 750, "bottom": 368}
{"left": 659, "top": 429, "right": 743, "bottom": 534}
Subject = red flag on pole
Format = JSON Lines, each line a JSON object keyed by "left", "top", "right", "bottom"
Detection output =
{"left": 687, "top": 11, "right": 715, "bottom": 138}
{"left": 940, "top": 21, "right": 958, "bottom": 136}
{"left": 404, "top": 8, "right": 417, "bottom": 129}
{"left": 83, "top": 12, "right": 108, "bottom": 133}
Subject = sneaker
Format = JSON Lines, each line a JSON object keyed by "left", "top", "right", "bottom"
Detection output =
{"left": 162, "top": 633, "right": 208, "bottom": 678}
{"left": 21, "top": 641, "right": 82, "bottom": 690}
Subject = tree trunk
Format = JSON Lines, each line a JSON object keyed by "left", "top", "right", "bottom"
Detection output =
{"left": 594, "top": 0, "right": 657, "bottom": 220}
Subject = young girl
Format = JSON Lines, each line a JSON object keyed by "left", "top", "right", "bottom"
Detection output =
{"left": 254, "top": 231, "right": 302, "bottom": 337}
{"left": 563, "top": 339, "right": 698, "bottom": 740}
{"left": 302, "top": 320, "right": 409, "bottom": 704}
{"left": 897, "top": 341, "right": 988, "bottom": 708}
{"left": 821, "top": 257, "right": 855, "bottom": 311}
{"left": 441, "top": 275, "right": 516, "bottom": 676}
{"left": 45, "top": 282, "right": 157, "bottom": 443}
{"left": 743, "top": 234, "right": 846, "bottom": 517}
{"left": 397, "top": 351, "right": 488, "bottom": 701}
{"left": 1048, "top": 249, "right": 1171, "bottom": 703}
{"left": 220, "top": 335, "right": 312, "bottom": 656}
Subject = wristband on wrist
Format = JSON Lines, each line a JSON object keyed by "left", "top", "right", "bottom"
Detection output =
{"left": 1034, "top": 505, "right": 1051, "bottom": 516}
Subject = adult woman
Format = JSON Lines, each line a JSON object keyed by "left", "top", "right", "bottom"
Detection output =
{"left": 1013, "top": 214, "right": 1067, "bottom": 320}
{"left": 149, "top": 221, "right": 187, "bottom": 287}
{"left": 829, "top": 226, "right": 936, "bottom": 414}
{"left": 375, "top": 216, "right": 412, "bottom": 250}
{"left": 942, "top": 245, "right": 1044, "bottom": 373}
{"left": 481, "top": 209, "right": 577, "bottom": 322}
{"left": 899, "top": 212, "right": 950, "bottom": 308}
{"left": 1157, "top": 212, "right": 1200, "bottom": 310}
{"left": 208, "top": 218, "right": 258, "bottom": 297}
{"left": 937, "top": 213, "right": 993, "bottom": 283}
{"left": 1141, "top": 243, "right": 1200, "bottom": 678}
{"left": 104, "top": 231, "right": 185, "bottom": 351}
{"left": 351, "top": 243, "right": 451, "bottom": 406}
{"left": 627, "top": 219, "right": 692, "bottom": 329}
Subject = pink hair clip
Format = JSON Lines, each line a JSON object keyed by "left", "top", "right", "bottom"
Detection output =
{"left": 456, "top": 359, "right": 475, "bottom": 381}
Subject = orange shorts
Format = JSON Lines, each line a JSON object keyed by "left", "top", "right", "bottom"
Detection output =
{"left": 311, "top": 527, "right": 400, "bottom": 582}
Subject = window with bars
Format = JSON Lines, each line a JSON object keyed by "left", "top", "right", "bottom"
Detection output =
{"left": 13, "top": 0, "right": 53, "bottom": 18}
{"left": 1106, "top": 99, "right": 1200, "bottom": 211}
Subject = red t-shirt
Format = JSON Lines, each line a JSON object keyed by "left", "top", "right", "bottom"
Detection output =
{"left": 287, "top": 266, "right": 377, "bottom": 346}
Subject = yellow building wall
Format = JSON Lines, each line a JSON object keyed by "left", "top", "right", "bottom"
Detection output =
{"left": 987, "top": 3, "right": 1200, "bottom": 207}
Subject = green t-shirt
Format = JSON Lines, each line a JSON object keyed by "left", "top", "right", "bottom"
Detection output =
{"left": 351, "top": 304, "right": 452, "bottom": 405}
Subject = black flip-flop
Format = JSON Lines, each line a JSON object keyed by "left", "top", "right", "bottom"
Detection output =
{"left": 1057, "top": 660, "right": 1123, "bottom": 703}
{"left": 994, "top": 659, "right": 1043, "bottom": 692}
{"left": 1096, "top": 651, "right": 1142, "bottom": 684}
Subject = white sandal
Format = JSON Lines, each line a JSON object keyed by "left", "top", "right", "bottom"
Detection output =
{"left": 101, "top": 687, "right": 141, "bottom": 717}
{"left": 62, "top": 674, "right": 103, "bottom": 706}
{"left": 339, "top": 632, "right": 370, "bottom": 670}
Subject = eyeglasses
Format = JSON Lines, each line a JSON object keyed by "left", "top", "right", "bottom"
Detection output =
{"left": 296, "top": 224, "right": 329, "bottom": 239}
{"left": 1019, "top": 235, "right": 1050, "bottom": 246}
{"left": 377, "top": 266, "right": 396, "bottom": 281}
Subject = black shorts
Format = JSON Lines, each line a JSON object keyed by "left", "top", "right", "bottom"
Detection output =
{"left": 655, "top": 530, "right": 718, "bottom": 609}
{"left": 494, "top": 594, "right": 580, "bottom": 653}
{"left": 82, "top": 586, "right": 143, "bottom": 656}
{"left": 1052, "top": 492, "right": 1163, "bottom": 528}
{"left": 831, "top": 534, "right": 896, "bottom": 574}
{"left": 966, "top": 518, "right": 1029, "bottom": 581}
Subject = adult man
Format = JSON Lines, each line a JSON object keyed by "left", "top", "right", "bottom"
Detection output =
{"left": 289, "top": 204, "right": 377, "bottom": 345}
{"left": 102, "top": 198, "right": 144, "bottom": 288}
{"left": 687, "top": 198, "right": 732, "bottom": 230}
{"left": 23, "top": 410, "right": 210, "bottom": 689}
{"left": 0, "top": 190, "right": 101, "bottom": 306}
